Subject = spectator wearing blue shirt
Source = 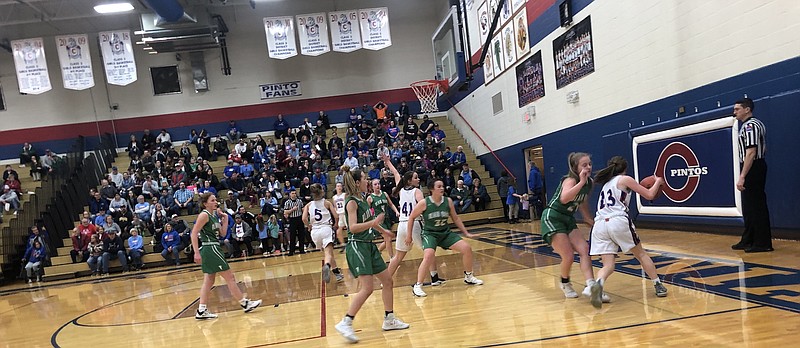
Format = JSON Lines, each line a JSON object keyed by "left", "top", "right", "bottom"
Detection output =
{"left": 134, "top": 195, "right": 151, "bottom": 221}
{"left": 226, "top": 120, "right": 241, "bottom": 143}
{"left": 311, "top": 168, "right": 328, "bottom": 194}
{"left": 172, "top": 182, "right": 196, "bottom": 215}
{"left": 459, "top": 163, "right": 480, "bottom": 189}
{"left": 368, "top": 163, "right": 381, "bottom": 180}
{"left": 127, "top": 228, "right": 145, "bottom": 270}
{"left": 527, "top": 162, "right": 544, "bottom": 218}
{"left": 431, "top": 124, "right": 446, "bottom": 150}
{"left": 161, "top": 223, "right": 181, "bottom": 265}
{"left": 88, "top": 191, "right": 108, "bottom": 218}
{"left": 506, "top": 177, "right": 524, "bottom": 224}
{"left": 94, "top": 208, "right": 108, "bottom": 226}
{"left": 449, "top": 146, "right": 467, "bottom": 171}
{"left": 198, "top": 180, "right": 217, "bottom": 195}
{"left": 223, "top": 160, "right": 239, "bottom": 179}
{"left": 22, "top": 240, "right": 47, "bottom": 283}
{"left": 274, "top": 114, "right": 290, "bottom": 139}
{"left": 239, "top": 160, "right": 255, "bottom": 180}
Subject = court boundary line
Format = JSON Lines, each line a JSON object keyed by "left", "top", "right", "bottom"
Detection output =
{"left": 473, "top": 305, "right": 764, "bottom": 347}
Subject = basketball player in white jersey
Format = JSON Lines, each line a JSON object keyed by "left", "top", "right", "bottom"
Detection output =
{"left": 333, "top": 182, "right": 347, "bottom": 247}
{"left": 381, "top": 154, "right": 445, "bottom": 288}
{"left": 303, "top": 183, "right": 344, "bottom": 283}
{"left": 589, "top": 156, "right": 668, "bottom": 308}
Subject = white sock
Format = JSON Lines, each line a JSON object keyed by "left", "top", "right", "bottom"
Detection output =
{"left": 465, "top": 271, "right": 473, "bottom": 276}
{"left": 586, "top": 279, "right": 596, "bottom": 286}
{"left": 415, "top": 282, "right": 423, "bottom": 286}
{"left": 198, "top": 304, "right": 207, "bottom": 312}
{"left": 652, "top": 278, "right": 661, "bottom": 284}
{"left": 239, "top": 298, "right": 248, "bottom": 306}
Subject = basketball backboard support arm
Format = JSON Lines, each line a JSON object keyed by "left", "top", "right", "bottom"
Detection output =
{"left": 452, "top": 0, "right": 473, "bottom": 81}
{"left": 473, "top": 0, "right": 506, "bottom": 71}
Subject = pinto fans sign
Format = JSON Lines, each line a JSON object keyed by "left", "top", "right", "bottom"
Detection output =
{"left": 632, "top": 117, "right": 741, "bottom": 217}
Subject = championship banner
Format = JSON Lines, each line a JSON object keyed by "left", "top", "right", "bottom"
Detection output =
{"left": 99, "top": 31, "right": 137, "bottom": 86}
{"left": 514, "top": 9, "right": 529, "bottom": 58}
{"left": 501, "top": 22, "right": 516, "bottom": 67}
{"left": 55, "top": 34, "right": 94, "bottom": 90}
{"left": 359, "top": 7, "right": 392, "bottom": 50}
{"left": 296, "top": 13, "right": 330, "bottom": 56}
{"left": 329, "top": 10, "right": 362, "bottom": 53}
{"left": 552, "top": 16, "right": 594, "bottom": 89}
{"left": 516, "top": 50, "right": 544, "bottom": 107}
{"left": 11, "top": 38, "right": 52, "bottom": 95}
{"left": 264, "top": 16, "right": 298, "bottom": 59}
{"left": 260, "top": 81, "right": 301, "bottom": 100}
{"left": 632, "top": 117, "right": 741, "bottom": 217}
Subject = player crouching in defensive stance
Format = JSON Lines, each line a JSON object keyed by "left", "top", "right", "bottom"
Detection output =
{"left": 407, "top": 179, "right": 483, "bottom": 297}
{"left": 588, "top": 156, "right": 668, "bottom": 308}
{"left": 302, "top": 183, "right": 344, "bottom": 283}
{"left": 191, "top": 192, "right": 262, "bottom": 319}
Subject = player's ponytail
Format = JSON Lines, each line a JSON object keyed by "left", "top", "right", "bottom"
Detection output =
{"left": 341, "top": 165, "right": 363, "bottom": 199}
{"left": 595, "top": 156, "right": 628, "bottom": 185}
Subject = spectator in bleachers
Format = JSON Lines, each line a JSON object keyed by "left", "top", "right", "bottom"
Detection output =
{"left": 398, "top": 101, "right": 410, "bottom": 119}
{"left": 419, "top": 115, "right": 435, "bottom": 135}
{"left": 141, "top": 151, "right": 155, "bottom": 173}
{"left": 178, "top": 143, "right": 192, "bottom": 163}
{"left": 150, "top": 209, "right": 169, "bottom": 246}
{"left": 252, "top": 146, "right": 268, "bottom": 172}
{"left": 99, "top": 179, "right": 117, "bottom": 204}
{"left": 127, "top": 228, "right": 145, "bottom": 271}
{"left": 129, "top": 214, "right": 149, "bottom": 237}
{"left": 343, "top": 151, "right": 359, "bottom": 170}
{"left": 197, "top": 180, "right": 217, "bottom": 195}
{"left": 317, "top": 110, "right": 331, "bottom": 130}
{"left": 125, "top": 190, "right": 138, "bottom": 211}
{"left": 472, "top": 178, "right": 490, "bottom": 212}
{"left": 374, "top": 101, "right": 388, "bottom": 124}
{"left": 226, "top": 120, "right": 241, "bottom": 143}
{"left": 141, "top": 174, "right": 159, "bottom": 199}
{"left": 102, "top": 215, "right": 122, "bottom": 237}
{"left": 141, "top": 129, "right": 156, "bottom": 151}
{"left": 188, "top": 129, "right": 199, "bottom": 145}
{"left": 312, "top": 168, "right": 328, "bottom": 194}
{"left": 3, "top": 165, "right": 18, "bottom": 182}
{"left": 431, "top": 124, "right": 446, "bottom": 150}
{"left": 348, "top": 108, "right": 359, "bottom": 128}
{"left": 156, "top": 129, "right": 172, "bottom": 148}
{"left": 40, "top": 149, "right": 55, "bottom": 176}
{"left": 239, "top": 160, "right": 255, "bottom": 181}
{"left": 158, "top": 188, "right": 177, "bottom": 216}
{"left": 224, "top": 191, "right": 242, "bottom": 213}
{"left": 358, "top": 122, "right": 376, "bottom": 148}
{"left": 387, "top": 120, "right": 401, "bottom": 145}
{"left": 196, "top": 137, "right": 211, "bottom": 161}
{"left": 442, "top": 168, "right": 456, "bottom": 196}
{"left": 328, "top": 144, "right": 342, "bottom": 170}
{"left": 19, "top": 142, "right": 37, "bottom": 167}
{"left": 27, "top": 157, "right": 43, "bottom": 182}
{"left": 231, "top": 214, "right": 254, "bottom": 257}
{"left": 25, "top": 225, "right": 48, "bottom": 255}
{"left": 260, "top": 190, "right": 279, "bottom": 216}
{"left": 460, "top": 163, "right": 480, "bottom": 189}
{"left": 173, "top": 182, "right": 196, "bottom": 215}
{"left": 101, "top": 230, "right": 128, "bottom": 274}
{"left": 4, "top": 173, "right": 22, "bottom": 197}
{"left": 109, "top": 193, "right": 128, "bottom": 213}
{"left": 127, "top": 135, "right": 143, "bottom": 158}
{"left": 93, "top": 208, "right": 107, "bottom": 226}
{"left": 451, "top": 180, "right": 473, "bottom": 214}
{"left": 205, "top": 169, "right": 221, "bottom": 191}
{"left": 170, "top": 164, "right": 188, "bottom": 190}
{"left": 273, "top": 114, "right": 290, "bottom": 139}
{"left": 404, "top": 116, "right": 419, "bottom": 140}
{"left": 69, "top": 222, "right": 91, "bottom": 263}
{"left": 1, "top": 185, "right": 20, "bottom": 215}
{"left": 328, "top": 129, "right": 344, "bottom": 151}
{"left": 134, "top": 195, "right": 151, "bottom": 221}
{"left": 212, "top": 135, "right": 229, "bottom": 161}
{"left": 86, "top": 234, "right": 103, "bottom": 276}
{"left": 160, "top": 223, "right": 181, "bottom": 266}
{"left": 22, "top": 240, "right": 46, "bottom": 283}
{"left": 128, "top": 154, "right": 142, "bottom": 173}
{"left": 120, "top": 171, "right": 135, "bottom": 194}
{"left": 243, "top": 182, "right": 259, "bottom": 206}
{"left": 223, "top": 173, "right": 245, "bottom": 200}
{"left": 449, "top": 146, "right": 467, "bottom": 171}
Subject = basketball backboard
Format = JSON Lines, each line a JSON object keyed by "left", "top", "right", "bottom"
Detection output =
{"left": 432, "top": 6, "right": 467, "bottom": 92}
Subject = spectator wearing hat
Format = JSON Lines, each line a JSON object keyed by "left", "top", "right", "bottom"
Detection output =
{"left": 231, "top": 214, "right": 254, "bottom": 257}
{"left": 173, "top": 182, "right": 196, "bottom": 215}
{"left": 1, "top": 185, "right": 20, "bottom": 214}
{"left": 101, "top": 230, "right": 128, "bottom": 274}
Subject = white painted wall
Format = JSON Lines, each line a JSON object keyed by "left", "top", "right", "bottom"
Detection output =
{"left": 0, "top": 0, "right": 443, "bottom": 131}
{"left": 449, "top": 0, "right": 800, "bottom": 155}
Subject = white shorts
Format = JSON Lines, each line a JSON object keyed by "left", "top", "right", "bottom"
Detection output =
{"left": 337, "top": 217, "right": 346, "bottom": 228}
{"left": 590, "top": 216, "right": 640, "bottom": 255}
{"left": 311, "top": 225, "right": 335, "bottom": 249}
{"left": 395, "top": 219, "right": 423, "bottom": 252}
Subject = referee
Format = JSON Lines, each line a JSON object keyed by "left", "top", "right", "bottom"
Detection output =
{"left": 731, "top": 98, "right": 773, "bottom": 253}
{"left": 283, "top": 189, "right": 306, "bottom": 256}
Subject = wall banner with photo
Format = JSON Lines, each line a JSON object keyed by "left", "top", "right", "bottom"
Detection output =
{"left": 55, "top": 34, "right": 95, "bottom": 90}
{"left": 359, "top": 7, "right": 392, "bottom": 50}
{"left": 99, "top": 30, "right": 137, "bottom": 86}
{"left": 296, "top": 13, "right": 330, "bottom": 56}
{"left": 552, "top": 16, "right": 594, "bottom": 89}
{"left": 329, "top": 10, "right": 362, "bottom": 53}
{"left": 516, "top": 50, "right": 545, "bottom": 107}
{"left": 264, "top": 16, "right": 298, "bottom": 59}
{"left": 11, "top": 37, "right": 52, "bottom": 94}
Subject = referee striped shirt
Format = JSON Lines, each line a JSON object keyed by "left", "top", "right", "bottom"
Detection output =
{"left": 738, "top": 117, "right": 767, "bottom": 163}
{"left": 283, "top": 198, "right": 304, "bottom": 218}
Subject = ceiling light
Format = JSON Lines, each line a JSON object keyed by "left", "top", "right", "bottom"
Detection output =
{"left": 94, "top": 2, "right": 134, "bottom": 14}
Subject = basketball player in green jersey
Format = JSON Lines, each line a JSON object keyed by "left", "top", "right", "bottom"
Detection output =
{"left": 407, "top": 179, "right": 484, "bottom": 297}
{"left": 335, "top": 165, "right": 409, "bottom": 343}
{"left": 540, "top": 152, "right": 601, "bottom": 301}
{"left": 369, "top": 178, "right": 399, "bottom": 259}
{"left": 191, "top": 192, "right": 261, "bottom": 319}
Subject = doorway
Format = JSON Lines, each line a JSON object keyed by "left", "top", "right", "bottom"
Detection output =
{"left": 524, "top": 145, "right": 546, "bottom": 218}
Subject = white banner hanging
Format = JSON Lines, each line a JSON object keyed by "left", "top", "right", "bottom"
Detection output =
{"left": 264, "top": 16, "right": 298, "bottom": 59}
{"left": 296, "top": 13, "right": 330, "bottom": 56}
{"left": 11, "top": 38, "right": 52, "bottom": 95}
{"left": 55, "top": 34, "right": 95, "bottom": 90}
{"left": 99, "top": 30, "right": 137, "bottom": 86}
{"left": 359, "top": 7, "right": 392, "bottom": 51}
{"left": 260, "top": 81, "right": 301, "bottom": 100}
{"left": 329, "top": 10, "right": 362, "bottom": 53}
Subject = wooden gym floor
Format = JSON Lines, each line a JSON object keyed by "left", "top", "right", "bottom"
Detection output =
{"left": 1, "top": 222, "right": 799, "bottom": 347}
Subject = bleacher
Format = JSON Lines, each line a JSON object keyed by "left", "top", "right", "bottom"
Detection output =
{"left": 42, "top": 115, "right": 504, "bottom": 281}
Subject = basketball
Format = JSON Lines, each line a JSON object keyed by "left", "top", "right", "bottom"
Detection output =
{"left": 640, "top": 175, "right": 662, "bottom": 199}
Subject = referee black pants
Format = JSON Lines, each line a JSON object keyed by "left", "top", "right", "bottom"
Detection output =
{"left": 288, "top": 217, "right": 307, "bottom": 254}
{"left": 739, "top": 159, "right": 772, "bottom": 248}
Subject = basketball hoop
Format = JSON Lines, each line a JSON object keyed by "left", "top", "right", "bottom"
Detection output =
{"left": 411, "top": 79, "right": 449, "bottom": 113}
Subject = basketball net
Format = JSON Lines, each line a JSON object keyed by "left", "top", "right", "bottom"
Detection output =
{"left": 411, "top": 79, "right": 449, "bottom": 113}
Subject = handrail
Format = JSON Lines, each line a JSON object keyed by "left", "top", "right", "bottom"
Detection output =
{"left": 446, "top": 99, "right": 516, "bottom": 181}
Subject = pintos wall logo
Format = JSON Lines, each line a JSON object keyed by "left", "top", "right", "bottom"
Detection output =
{"left": 654, "top": 142, "right": 709, "bottom": 203}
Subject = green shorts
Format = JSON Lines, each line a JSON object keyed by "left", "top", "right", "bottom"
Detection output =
{"left": 345, "top": 240, "right": 387, "bottom": 278}
{"left": 421, "top": 229, "right": 462, "bottom": 250}
{"left": 200, "top": 243, "right": 230, "bottom": 274}
{"left": 540, "top": 208, "right": 578, "bottom": 245}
